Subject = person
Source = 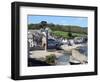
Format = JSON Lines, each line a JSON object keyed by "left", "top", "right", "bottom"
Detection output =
{"left": 42, "top": 32, "right": 47, "bottom": 50}
{"left": 28, "top": 32, "right": 34, "bottom": 47}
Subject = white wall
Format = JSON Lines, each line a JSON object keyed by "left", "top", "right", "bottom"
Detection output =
{"left": 0, "top": 0, "right": 99, "bottom": 82}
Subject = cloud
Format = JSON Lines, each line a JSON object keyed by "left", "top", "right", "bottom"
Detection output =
{"left": 77, "top": 18, "right": 86, "bottom": 21}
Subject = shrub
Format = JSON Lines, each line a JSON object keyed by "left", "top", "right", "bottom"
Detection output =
{"left": 45, "top": 54, "right": 56, "bottom": 64}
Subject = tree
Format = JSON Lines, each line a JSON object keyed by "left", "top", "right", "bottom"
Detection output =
{"left": 68, "top": 32, "right": 72, "bottom": 38}
{"left": 67, "top": 26, "right": 72, "bottom": 38}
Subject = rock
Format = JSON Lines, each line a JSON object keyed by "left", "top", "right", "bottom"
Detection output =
{"left": 71, "top": 49, "right": 87, "bottom": 64}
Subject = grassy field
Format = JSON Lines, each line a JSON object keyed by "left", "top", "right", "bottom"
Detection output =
{"left": 52, "top": 31, "right": 87, "bottom": 39}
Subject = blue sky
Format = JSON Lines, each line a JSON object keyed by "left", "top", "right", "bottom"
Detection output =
{"left": 28, "top": 15, "right": 88, "bottom": 27}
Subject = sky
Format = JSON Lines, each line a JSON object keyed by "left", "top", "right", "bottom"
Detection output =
{"left": 28, "top": 15, "right": 88, "bottom": 27}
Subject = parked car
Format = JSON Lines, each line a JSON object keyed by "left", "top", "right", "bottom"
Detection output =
{"left": 47, "top": 39, "right": 62, "bottom": 49}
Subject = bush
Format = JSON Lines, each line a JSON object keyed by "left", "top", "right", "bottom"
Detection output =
{"left": 45, "top": 54, "right": 56, "bottom": 64}
{"left": 68, "top": 32, "right": 72, "bottom": 37}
